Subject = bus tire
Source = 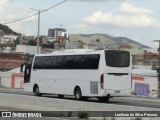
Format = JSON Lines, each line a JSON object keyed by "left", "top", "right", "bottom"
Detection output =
{"left": 74, "top": 87, "right": 82, "bottom": 101}
{"left": 58, "top": 94, "right": 64, "bottom": 98}
{"left": 98, "top": 97, "right": 110, "bottom": 103}
{"left": 34, "top": 86, "right": 42, "bottom": 96}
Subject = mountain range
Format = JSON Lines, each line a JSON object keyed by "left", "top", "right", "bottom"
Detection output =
{"left": 0, "top": 23, "right": 19, "bottom": 35}
{"left": 69, "top": 34, "right": 150, "bottom": 48}
{"left": 0, "top": 23, "right": 149, "bottom": 48}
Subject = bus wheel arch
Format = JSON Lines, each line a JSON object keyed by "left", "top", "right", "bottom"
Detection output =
{"left": 33, "top": 84, "right": 42, "bottom": 96}
{"left": 74, "top": 86, "right": 82, "bottom": 101}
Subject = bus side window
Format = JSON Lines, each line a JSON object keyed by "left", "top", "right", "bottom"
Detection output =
{"left": 87, "top": 55, "right": 100, "bottom": 69}
{"left": 33, "top": 57, "right": 42, "bottom": 69}
{"left": 75, "top": 55, "right": 87, "bottom": 69}
{"left": 52, "top": 56, "right": 65, "bottom": 69}
{"left": 42, "top": 56, "right": 52, "bottom": 69}
{"left": 64, "top": 55, "right": 76, "bottom": 69}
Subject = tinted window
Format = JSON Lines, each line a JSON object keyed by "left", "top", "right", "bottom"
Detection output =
{"left": 26, "top": 55, "right": 34, "bottom": 66}
{"left": 105, "top": 50, "right": 130, "bottom": 67}
{"left": 33, "top": 56, "right": 43, "bottom": 69}
{"left": 87, "top": 55, "right": 100, "bottom": 69}
{"left": 33, "top": 54, "right": 100, "bottom": 69}
{"left": 52, "top": 56, "right": 65, "bottom": 69}
{"left": 43, "top": 56, "right": 52, "bottom": 69}
{"left": 65, "top": 56, "right": 75, "bottom": 69}
{"left": 75, "top": 55, "right": 87, "bottom": 69}
{"left": 33, "top": 56, "right": 53, "bottom": 69}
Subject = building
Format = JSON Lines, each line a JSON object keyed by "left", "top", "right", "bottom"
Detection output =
{"left": 48, "top": 29, "right": 55, "bottom": 37}
{"left": 0, "top": 31, "right": 18, "bottom": 44}
{"left": 3, "top": 34, "right": 18, "bottom": 43}
{"left": 47, "top": 28, "right": 68, "bottom": 42}
{"left": 48, "top": 28, "right": 67, "bottom": 37}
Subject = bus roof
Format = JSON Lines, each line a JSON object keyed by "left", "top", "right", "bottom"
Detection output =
{"left": 52, "top": 49, "right": 94, "bottom": 54}
{"left": 34, "top": 49, "right": 102, "bottom": 56}
{"left": 34, "top": 49, "right": 128, "bottom": 56}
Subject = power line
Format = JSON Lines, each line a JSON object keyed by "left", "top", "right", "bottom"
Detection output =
{"left": 3, "top": 0, "right": 68, "bottom": 25}
{"left": 3, "top": 13, "right": 38, "bottom": 24}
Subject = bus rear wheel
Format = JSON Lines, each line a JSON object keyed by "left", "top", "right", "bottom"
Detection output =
{"left": 74, "top": 87, "right": 82, "bottom": 101}
{"left": 34, "top": 86, "right": 42, "bottom": 96}
{"left": 98, "top": 97, "right": 110, "bottom": 103}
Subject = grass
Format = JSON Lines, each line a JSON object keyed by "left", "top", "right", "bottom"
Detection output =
{"left": 78, "top": 112, "right": 88, "bottom": 119}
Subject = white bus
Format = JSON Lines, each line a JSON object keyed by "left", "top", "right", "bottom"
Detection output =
{"left": 21, "top": 49, "right": 132, "bottom": 102}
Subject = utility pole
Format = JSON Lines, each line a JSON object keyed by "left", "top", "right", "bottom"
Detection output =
{"left": 153, "top": 40, "right": 160, "bottom": 67}
{"left": 31, "top": 8, "right": 41, "bottom": 54}
{"left": 153, "top": 40, "right": 160, "bottom": 97}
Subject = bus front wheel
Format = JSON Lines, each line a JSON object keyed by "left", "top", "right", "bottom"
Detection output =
{"left": 34, "top": 86, "right": 42, "bottom": 96}
{"left": 74, "top": 87, "right": 82, "bottom": 101}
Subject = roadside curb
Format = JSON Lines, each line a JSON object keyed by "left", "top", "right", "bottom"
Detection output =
{"left": 115, "top": 96, "right": 160, "bottom": 103}
{"left": 0, "top": 87, "right": 24, "bottom": 92}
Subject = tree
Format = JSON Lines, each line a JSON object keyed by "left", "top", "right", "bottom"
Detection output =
{"left": 152, "top": 64, "right": 157, "bottom": 70}
{"left": 41, "top": 42, "right": 54, "bottom": 48}
{"left": 96, "top": 39, "right": 100, "bottom": 42}
{"left": 14, "top": 37, "right": 20, "bottom": 46}
{"left": 28, "top": 39, "right": 37, "bottom": 46}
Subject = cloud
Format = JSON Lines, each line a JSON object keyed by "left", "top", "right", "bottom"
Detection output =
{"left": 0, "top": 0, "right": 8, "bottom": 5}
{"left": 72, "top": 0, "right": 148, "bottom": 2}
{"left": 0, "top": 0, "right": 36, "bottom": 35}
{"left": 72, "top": 0, "right": 109, "bottom": 2}
{"left": 0, "top": 0, "right": 8, "bottom": 10}
{"left": 120, "top": 2, "right": 153, "bottom": 14}
{"left": 76, "top": 3, "right": 160, "bottom": 30}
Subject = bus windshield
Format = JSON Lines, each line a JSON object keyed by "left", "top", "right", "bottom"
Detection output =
{"left": 105, "top": 50, "right": 130, "bottom": 67}
{"left": 26, "top": 55, "right": 34, "bottom": 66}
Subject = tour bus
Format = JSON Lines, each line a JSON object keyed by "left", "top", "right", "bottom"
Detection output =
{"left": 21, "top": 49, "right": 132, "bottom": 102}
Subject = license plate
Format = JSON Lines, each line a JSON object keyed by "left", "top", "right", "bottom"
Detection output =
{"left": 115, "top": 90, "right": 120, "bottom": 93}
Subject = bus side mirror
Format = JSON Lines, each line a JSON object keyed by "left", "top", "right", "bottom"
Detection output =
{"left": 20, "top": 64, "right": 25, "bottom": 73}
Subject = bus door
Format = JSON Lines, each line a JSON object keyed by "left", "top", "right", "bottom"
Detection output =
{"left": 102, "top": 50, "right": 131, "bottom": 91}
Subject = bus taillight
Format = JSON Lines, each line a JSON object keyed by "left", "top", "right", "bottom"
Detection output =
{"left": 100, "top": 74, "right": 104, "bottom": 89}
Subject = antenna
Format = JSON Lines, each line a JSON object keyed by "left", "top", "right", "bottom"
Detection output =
{"left": 57, "top": 24, "right": 63, "bottom": 28}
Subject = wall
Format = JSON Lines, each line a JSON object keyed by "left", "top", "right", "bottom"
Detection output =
{"left": 0, "top": 53, "right": 26, "bottom": 70}
{"left": 0, "top": 71, "right": 24, "bottom": 89}
{"left": 132, "top": 69, "right": 158, "bottom": 97}
{"left": 16, "top": 45, "right": 41, "bottom": 54}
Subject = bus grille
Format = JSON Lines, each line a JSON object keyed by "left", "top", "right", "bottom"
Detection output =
{"left": 90, "top": 82, "right": 98, "bottom": 94}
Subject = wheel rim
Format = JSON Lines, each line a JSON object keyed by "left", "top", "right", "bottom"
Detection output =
{"left": 76, "top": 91, "right": 80, "bottom": 99}
{"left": 75, "top": 88, "right": 81, "bottom": 100}
{"left": 35, "top": 88, "right": 39, "bottom": 95}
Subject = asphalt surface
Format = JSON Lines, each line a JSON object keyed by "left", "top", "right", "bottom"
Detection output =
{"left": 0, "top": 88, "right": 160, "bottom": 109}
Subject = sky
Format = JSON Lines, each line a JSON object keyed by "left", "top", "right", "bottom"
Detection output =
{"left": 0, "top": 0, "right": 160, "bottom": 48}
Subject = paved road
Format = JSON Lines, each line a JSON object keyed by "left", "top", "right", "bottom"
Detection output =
{"left": 0, "top": 88, "right": 160, "bottom": 109}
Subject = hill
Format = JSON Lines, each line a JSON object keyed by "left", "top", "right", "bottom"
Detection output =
{"left": 69, "top": 34, "right": 149, "bottom": 48}
{"left": 0, "top": 24, "right": 19, "bottom": 35}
